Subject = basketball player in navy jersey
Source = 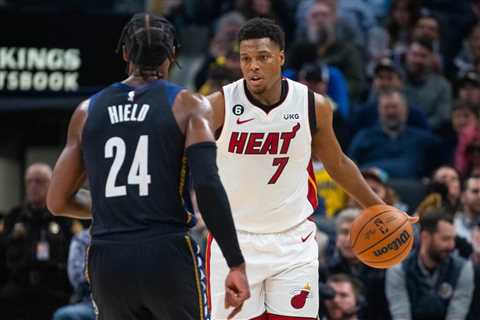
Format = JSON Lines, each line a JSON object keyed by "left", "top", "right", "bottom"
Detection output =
{"left": 206, "top": 18, "right": 417, "bottom": 319}
{"left": 47, "top": 13, "right": 249, "bottom": 320}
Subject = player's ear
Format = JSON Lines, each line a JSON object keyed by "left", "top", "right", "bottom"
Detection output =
{"left": 122, "top": 46, "right": 129, "bottom": 62}
{"left": 279, "top": 50, "right": 285, "bottom": 67}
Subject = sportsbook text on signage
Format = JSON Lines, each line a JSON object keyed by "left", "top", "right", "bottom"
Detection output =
{"left": 0, "top": 47, "right": 81, "bottom": 92}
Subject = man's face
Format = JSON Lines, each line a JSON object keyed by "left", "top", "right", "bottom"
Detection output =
{"left": 307, "top": 2, "right": 334, "bottom": 29}
{"left": 373, "top": 69, "right": 402, "bottom": 92}
{"left": 433, "top": 167, "right": 461, "bottom": 199}
{"left": 423, "top": 221, "right": 456, "bottom": 264}
{"left": 307, "top": 2, "right": 335, "bottom": 44}
{"left": 325, "top": 281, "right": 357, "bottom": 320}
{"left": 463, "top": 178, "right": 480, "bottom": 214}
{"left": 459, "top": 83, "right": 480, "bottom": 104}
{"left": 336, "top": 222, "right": 356, "bottom": 260}
{"left": 25, "top": 165, "right": 51, "bottom": 208}
{"left": 452, "top": 107, "right": 478, "bottom": 133}
{"left": 378, "top": 92, "right": 408, "bottom": 132}
{"left": 406, "top": 43, "right": 431, "bottom": 76}
{"left": 239, "top": 38, "right": 284, "bottom": 95}
{"left": 392, "top": 0, "right": 411, "bottom": 27}
{"left": 413, "top": 17, "right": 439, "bottom": 40}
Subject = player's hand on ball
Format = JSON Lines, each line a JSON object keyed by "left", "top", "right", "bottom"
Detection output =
{"left": 407, "top": 214, "right": 419, "bottom": 224}
{"left": 224, "top": 263, "right": 250, "bottom": 319}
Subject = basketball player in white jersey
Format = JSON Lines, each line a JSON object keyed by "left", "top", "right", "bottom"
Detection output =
{"left": 206, "top": 18, "right": 405, "bottom": 319}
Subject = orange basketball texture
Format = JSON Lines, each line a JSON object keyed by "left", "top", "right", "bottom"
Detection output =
{"left": 350, "top": 204, "right": 414, "bottom": 269}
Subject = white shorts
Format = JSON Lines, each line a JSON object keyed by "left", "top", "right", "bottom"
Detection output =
{"left": 206, "top": 220, "right": 319, "bottom": 319}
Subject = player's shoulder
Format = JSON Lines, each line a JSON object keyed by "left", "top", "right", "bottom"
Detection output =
{"left": 175, "top": 89, "right": 211, "bottom": 116}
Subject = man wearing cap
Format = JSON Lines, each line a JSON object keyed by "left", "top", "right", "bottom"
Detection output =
{"left": 351, "top": 57, "right": 430, "bottom": 135}
{"left": 403, "top": 38, "right": 453, "bottom": 130}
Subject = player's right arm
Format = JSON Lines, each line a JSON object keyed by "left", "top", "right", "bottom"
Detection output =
{"left": 174, "top": 91, "right": 250, "bottom": 318}
{"left": 311, "top": 93, "right": 384, "bottom": 209}
{"left": 47, "top": 100, "right": 92, "bottom": 219}
{"left": 206, "top": 91, "right": 225, "bottom": 132}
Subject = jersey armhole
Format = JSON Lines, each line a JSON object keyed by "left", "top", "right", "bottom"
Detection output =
{"left": 215, "top": 88, "right": 226, "bottom": 141}
{"left": 308, "top": 90, "right": 317, "bottom": 136}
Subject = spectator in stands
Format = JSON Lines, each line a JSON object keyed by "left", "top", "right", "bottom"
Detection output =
{"left": 403, "top": 38, "right": 453, "bottom": 130}
{"left": 350, "top": 168, "right": 407, "bottom": 212}
{"left": 319, "top": 208, "right": 390, "bottom": 320}
{"left": 455, "top": 176, "right": 480, "bottom": 243}
{"left": 457, "top": 70, "right": 480, "bottom": 106}
{"left": 294, "top": 0, "right": 365, "bottom": 53}
{"left": 198, "top": 60, "right": 239, "bottom": 96}
{"left": 412, "top": 9, "right": 443, "bottom": 71}
{"left": 237, "top": 0, "right": 294, "bottom": 44}
{"left": 455, "top": 23, "right": 480, "bottom": 75}
{"left": 438, "top": 99, "right": 480, "bottom": 165}
{"left": 386, "top": 210, "right": 475, "bottom": 320}
{"left": 194, "top": 11, "right": 245, "bottom": 90}
{"left": 297, "top": 61, "right": 350, "bottom": 146}
{"left": 312, "top": 160, "right": 348, "bottom": 219}
{"left": 472, "top": 222, "right": 480, "bottom": 265}
{"left": 348, "top": 88, "right": 441, "bottom": 179}
{"left": 384, "top": 0, "right": 421, "bottom": 62}
{"left": 287, "top": 0, "right": 366, "bottom": 102}
{"left": 52, "top": 229, "right": 94, "bottom": 320}
{"left": 0, "top": 163, "right": 71, "bottom": 319}
{"left": 431, "top": 165, "right": 462, "bottom": 215}
{"left": 320, "top": 274, "right": 361, "bottom": 320}
{"left": 455, "top": 120, "right": 480, "bottom": 177}
{"left": 351, "top": 57, "right": 430, "bottom": 135}
{"left": 467, "top": 222, "right": 480, "bottom": 320}
{"left": 421, "top": 0, "right": 476, "bottom": 76}
{"left": 297, "top": 61, "right": 350, "bottom": 120}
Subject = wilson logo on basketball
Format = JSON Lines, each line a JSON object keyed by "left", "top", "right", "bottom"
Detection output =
{"left": 373, "top": 230, "right": 410, "bottom": 257}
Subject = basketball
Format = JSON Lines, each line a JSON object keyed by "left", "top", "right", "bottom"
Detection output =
{"left": 350, "top": 204, "right": 414, "bottom": 269}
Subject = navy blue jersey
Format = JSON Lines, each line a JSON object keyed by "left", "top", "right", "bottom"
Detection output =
{"left": 82, "top": 80, "right": 193, "bottom": 239}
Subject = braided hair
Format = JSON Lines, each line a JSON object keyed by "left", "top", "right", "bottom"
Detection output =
{"left": 116, "top": 13, "right": 177, "bottom": 78}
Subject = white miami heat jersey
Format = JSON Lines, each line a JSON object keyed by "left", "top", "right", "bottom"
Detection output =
{"left": 217, "top": 78, "right": 318, "bottom": 233}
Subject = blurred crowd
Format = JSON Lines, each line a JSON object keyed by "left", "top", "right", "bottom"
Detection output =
{"left": 2, "top": 0, "right": 480, "bottom": 319}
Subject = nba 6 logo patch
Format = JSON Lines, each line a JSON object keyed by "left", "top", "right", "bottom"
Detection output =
{"left": 232, "top": 104, "right": 244, "bottom": 116}
{"left": 290, "top": 283, "right": 311, "bottom": 309}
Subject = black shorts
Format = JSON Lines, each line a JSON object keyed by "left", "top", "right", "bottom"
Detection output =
{"left": 87, "top": 233, "right": 209, "bottom": 320}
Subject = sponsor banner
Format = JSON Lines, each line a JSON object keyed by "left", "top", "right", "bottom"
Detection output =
{"left": 0, "top": 12, "right": 129, "bottom": 105}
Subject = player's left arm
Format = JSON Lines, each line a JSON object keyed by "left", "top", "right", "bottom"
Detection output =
{"left": 47, "top": 100, "right": 92, "bottom": 219}
{"left": 311, "top": 93, "right": 384, "bottom": 209}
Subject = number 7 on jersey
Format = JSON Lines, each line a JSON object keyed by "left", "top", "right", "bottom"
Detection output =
{"left": 268, "top": 157, "right": 289, "bottom": 184}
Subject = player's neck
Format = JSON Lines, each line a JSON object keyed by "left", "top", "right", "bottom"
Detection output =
{"left": 124, "top": 65, "right": 167, "bottom": 86}
{"left": 123, "top": 74, "right": 165, "bottom": 86}
{"left": 245, "top": 77, "right": 286, "bottom": 113}
{"left": 251, "top": 77, "right": 283, "bottom": 106}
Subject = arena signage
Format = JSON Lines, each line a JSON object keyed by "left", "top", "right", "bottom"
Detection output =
{"left": 0, "top": 47, "right": 81, "bottom": 92}
{"left": 0, "top": 12, "right": 129, "bottom": 109}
